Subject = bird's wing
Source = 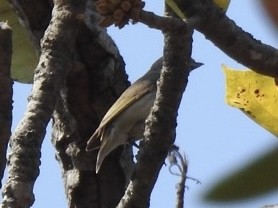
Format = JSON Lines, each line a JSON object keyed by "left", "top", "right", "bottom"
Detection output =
{"left": 86, "top": 78, "right": 155, "bottom": 150}
{"left": 99, "top": 78, "right": 156, "bottom": 132}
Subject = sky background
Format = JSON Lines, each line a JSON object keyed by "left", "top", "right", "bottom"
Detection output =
{"left": 3, "top": 0, "right": 278, "bottom": 207}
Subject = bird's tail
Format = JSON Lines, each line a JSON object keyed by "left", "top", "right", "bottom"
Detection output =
{"left": 95, "top": 136, "right": 118, "bottom": 173}
{"left": 86, "top": 130, "right": 101, "bottom": 151}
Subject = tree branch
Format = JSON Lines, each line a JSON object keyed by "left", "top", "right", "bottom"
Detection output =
{"left": 139, "top": 10, "right": 186, "bottom": 31}
{"left": 174, "top": 0, "right": 278, "bottom": 77}
{"left": 0, "top": 0, "right": 85, "bottom": 207}
{"left": 52, "top": 13, "right": 130, "bottom": 208}
{"left": 136, "top": 0, "right": 278, "bottom": 78}
{"left": 117, "top": 4, "right": 193, "bottom": 208}
{"left": 0, "top": 22, "right": 13, "bottom": 189}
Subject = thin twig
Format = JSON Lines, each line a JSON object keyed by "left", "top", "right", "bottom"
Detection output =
{"left": 167, "top": 145, "right": 189, "bottom": 208}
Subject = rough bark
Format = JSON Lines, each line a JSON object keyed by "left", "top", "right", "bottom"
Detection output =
{"left": 3, "top": 0, "right": 278, "bottom": 207}
{"left": 4, "top": 0, "right": 133, "bottom": 207}
{"left": 51, "top": 2, "right": 133, "bottom": 207}
{"left": 136, "top": 2, "right": 278, "bottom": 78}
{"left": 1, "top": 0, "right": 84, "bottom": 207}
{"left": 173, "top": 0, "right": 278, "bottom": 77}
{"left": 117, "top": 6, "right": 193, "bottom": 208}
{"left": 6, "top": 0, "right": 52, "bottom": 49}
{"left": 0, "top": 22, "right": 13, "bottom": 189}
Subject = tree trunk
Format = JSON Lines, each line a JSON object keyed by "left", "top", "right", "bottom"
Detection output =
{"left": 0, "top": 22, "right": 13, "bottom": 189}
{"left": 3, "top": 0, "right": 133, "bottom": 207}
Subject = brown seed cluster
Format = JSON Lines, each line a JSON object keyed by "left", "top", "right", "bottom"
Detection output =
{"left": 96, "top": 0, "right": 145, "bottom": 28}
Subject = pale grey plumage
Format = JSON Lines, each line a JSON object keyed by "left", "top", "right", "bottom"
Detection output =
{"left": 86, "top": 57, "right": 202, "bottom": 173}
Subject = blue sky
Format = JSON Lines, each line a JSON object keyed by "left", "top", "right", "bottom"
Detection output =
{"left": 6, "top": 0, "right": 278, "bottom": 207}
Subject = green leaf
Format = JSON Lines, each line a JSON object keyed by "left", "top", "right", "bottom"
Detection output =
{"left": 204, "top": 146, "right": 278, "bottom": 201}
{"left": 0, "top": 0, "right": 38, "bottom": 83}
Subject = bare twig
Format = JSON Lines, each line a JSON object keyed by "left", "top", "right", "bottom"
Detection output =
{"left": 0, "top": 22, "right": 13, "bottom": 189}
{"left": 167, "top": 145, "right": 188, "bottom": 208}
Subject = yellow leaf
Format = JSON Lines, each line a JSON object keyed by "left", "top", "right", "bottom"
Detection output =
{"left": 165, "top": 0, "right": 230, "bottom": 20}
{"left": 213, "top": 0, "right": 231, "bottom": 12}
{"left": 223, "top": 65, "right": 278, "bottom": 136}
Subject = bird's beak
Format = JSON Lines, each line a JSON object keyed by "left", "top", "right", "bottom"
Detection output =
{"left": 190, "top": 59, "right": 203, "bottom": 71}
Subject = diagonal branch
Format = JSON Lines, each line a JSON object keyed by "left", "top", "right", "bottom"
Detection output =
{"left": 137, "top": 1, "right": 278, "bottom": 78}
{"left": 189, "top": 0, "right": 278, "bottom": 78}
{"left": 0, "top": 22, "right": 13, "bottom": 189}
{"left": 0, "top": 0, "right": 85, "bottom": 207}
{"left": 172, "top": 0, "right": 278, "bottom": 77}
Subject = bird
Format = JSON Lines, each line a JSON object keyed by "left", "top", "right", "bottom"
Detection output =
{"left": 86, "top": 57, "right": 202, "bottom": 173}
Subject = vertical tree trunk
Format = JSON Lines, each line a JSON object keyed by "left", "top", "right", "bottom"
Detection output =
{"left": 0, "top": 22, "right": 13, "bottom": 188}
{"left": 2, "top": 0, "right": 133, "bottom": 207}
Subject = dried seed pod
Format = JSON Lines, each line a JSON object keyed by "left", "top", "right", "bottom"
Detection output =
{"left": 121, "top": 1, "right": 132, "bottom": 12}
{"left": 113, "top": 8, "right": 125, "bottom": 22}
{"left": 96, "top": 0, "right": 145, "bottom": 28}
{"left": 99, "top": 16, "right": 114, "bottom": 27}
